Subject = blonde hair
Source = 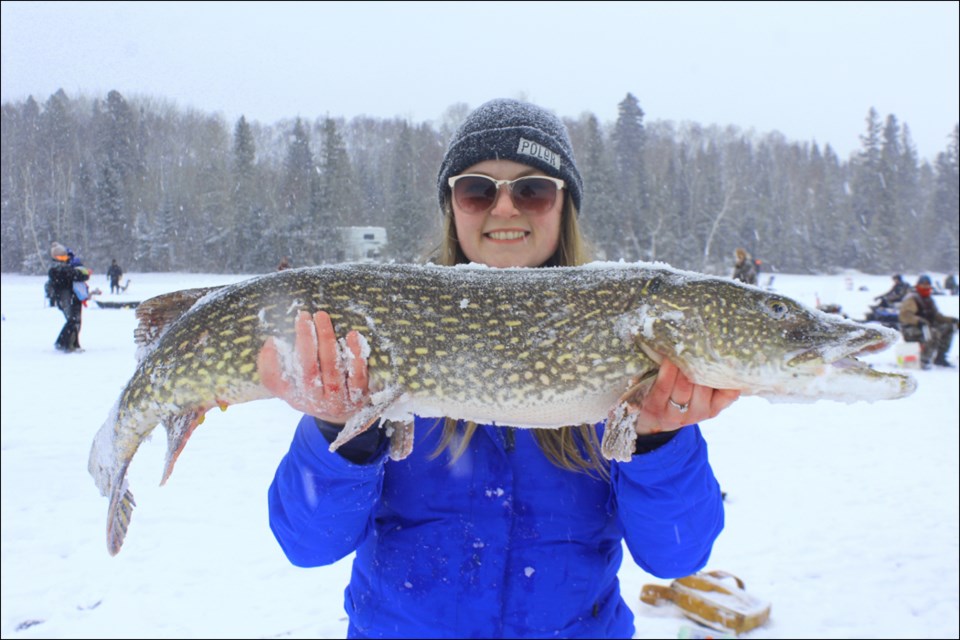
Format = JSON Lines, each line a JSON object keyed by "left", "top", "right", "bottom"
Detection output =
{"left": 420, "top": 193, "right": 610, "bottom": 479}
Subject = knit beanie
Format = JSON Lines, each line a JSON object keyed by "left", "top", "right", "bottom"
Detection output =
{"left": 437, "top": 98, "right": 583, "bottom": 213}
{"left": 50, "top": 242, "right": 68, "bottom": 261}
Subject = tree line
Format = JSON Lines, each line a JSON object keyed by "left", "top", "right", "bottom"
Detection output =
{"left": 2, "top": 89, "right": 957, "bottom": 277}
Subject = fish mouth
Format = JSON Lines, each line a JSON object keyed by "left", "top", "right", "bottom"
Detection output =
{"left": 785, "top": 326, "right": 895, "bottom": 369}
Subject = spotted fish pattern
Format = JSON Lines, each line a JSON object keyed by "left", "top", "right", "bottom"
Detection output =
{"left": 88, "top": 262, "right": 916, "bottom": 555}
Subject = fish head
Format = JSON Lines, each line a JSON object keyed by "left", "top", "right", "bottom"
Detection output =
{"left": 621, "top": 275, "right": 917, "bottom": 403}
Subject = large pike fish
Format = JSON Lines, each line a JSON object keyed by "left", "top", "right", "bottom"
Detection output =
{"left": 88, "top": 262, "right": 916, "bottom": 555}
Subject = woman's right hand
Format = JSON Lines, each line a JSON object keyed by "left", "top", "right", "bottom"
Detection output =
{"left": 257, "top": 310, "right": 371, "bottom": 425}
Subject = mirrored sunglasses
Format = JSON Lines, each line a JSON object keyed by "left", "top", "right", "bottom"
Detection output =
{"left": 448, "top": 174, "right": 565, "bottom": 215}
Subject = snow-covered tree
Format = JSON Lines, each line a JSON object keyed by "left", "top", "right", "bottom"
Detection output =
{"left": 611, "top": 93, "right": 649, "bottom": 260}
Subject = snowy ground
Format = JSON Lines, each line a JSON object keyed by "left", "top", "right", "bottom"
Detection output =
{"left": 1, "top": 269, "right": 957, "bottom": 639}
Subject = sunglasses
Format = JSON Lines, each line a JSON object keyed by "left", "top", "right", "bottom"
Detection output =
{"left": 448, "top": 174, "right": 565, "bottom": 215}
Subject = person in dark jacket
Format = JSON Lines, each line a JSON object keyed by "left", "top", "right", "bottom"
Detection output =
{"left": 107, "top": 259, "right": 124, "bottom": 294}
{"left": 46, "top": 242, "right": 90, "bottom": 352}
{"left": 731, "top": 247, "right": 758, "bottom": 285}
{"left": 260, "top": 99, "right": 738, "bottom": 639}
{"left": 875, "top": 274, "right": 911, "bottom": 308}
{"left": 945, "top": 274, "right": 958, "bottom": 296}
{"left": 899, "top": 274, "right": 958, "bottom": 369}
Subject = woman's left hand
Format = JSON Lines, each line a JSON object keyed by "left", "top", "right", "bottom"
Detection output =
{"left": 630, "top": 359, "right": 740, "bottom": 435}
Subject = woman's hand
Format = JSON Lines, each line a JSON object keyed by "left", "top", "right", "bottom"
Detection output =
{"left": 630, "top": 359, "right": 740, "bottom": 435}
{"left": 257, "top": 310, "right": 371, "bottom": 424}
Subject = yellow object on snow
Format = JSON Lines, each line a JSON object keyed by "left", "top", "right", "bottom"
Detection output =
{"left": 640, "top": 570, "right": 771, "bottom": 635}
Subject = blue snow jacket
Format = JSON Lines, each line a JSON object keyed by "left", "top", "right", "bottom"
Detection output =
{"left": 269, "top": 415, "right": 724, "bottom": 639}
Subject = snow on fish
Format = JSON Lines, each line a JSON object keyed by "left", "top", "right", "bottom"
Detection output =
{"left": 88, "top": 262, "right": 916, "bottom": 554}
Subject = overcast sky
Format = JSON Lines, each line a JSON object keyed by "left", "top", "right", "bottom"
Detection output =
{"left": 2, "top": 1, "right": 958, "bottom": 161}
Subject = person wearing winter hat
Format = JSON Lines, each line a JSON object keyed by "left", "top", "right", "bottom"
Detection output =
{"left": 46, "top": 241, "right": 90, "bottom": 352}
{"left": 50, "top": 242, "right": 69, "bottom": 262}
{"left": 899, "top": 274, "right": 958, "bottom": 368}
{"left": 875, "top": 273, "right": 911, "bottom": 308}
{"left": 261, "top": 99, "right": 737, "bottom": 638}
{"left": 731, "top": 247, "right": 758, "bottom": 285}
{"left": 432, "top": 97, "right": 586, "bottom": 268}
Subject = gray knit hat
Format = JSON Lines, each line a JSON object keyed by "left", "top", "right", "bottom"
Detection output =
{"left": 437, "top": 98, "right": 583, "bottom": 213}
{"left": 50, "top": 242, "right": 68, "bottom": 260}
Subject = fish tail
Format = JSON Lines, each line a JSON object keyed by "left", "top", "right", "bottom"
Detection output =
{"left": 88, "top": 402, "right": 122, "bottom": 497}
{"left": 106, "top": 463, "right": 135, "bottom": 556}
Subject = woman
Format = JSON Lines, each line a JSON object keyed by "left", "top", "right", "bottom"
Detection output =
{"left": 261, "top": 99, "right": 739, "bottom": 638}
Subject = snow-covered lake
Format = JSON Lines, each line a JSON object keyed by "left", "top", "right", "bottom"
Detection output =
{"left": 1, "top": 270, "right": 957, "bottom": 638}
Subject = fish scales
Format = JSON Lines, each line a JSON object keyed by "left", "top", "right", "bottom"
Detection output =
{"left": 89, "top": 261, "right": 917, "bottom": 555}
{"left": 125, "top": 265, "right": 654, "bottom": 421}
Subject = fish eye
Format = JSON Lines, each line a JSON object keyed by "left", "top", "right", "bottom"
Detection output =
{"left": 763, "top": 299, "right": 789, "bottom": 319}
{"left": 644, "top": 277, "right": 662, "bottom": 294}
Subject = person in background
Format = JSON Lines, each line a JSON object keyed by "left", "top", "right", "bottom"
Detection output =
{"left": 259, "top": 99, "right": 738, "bottom": 638}
{"left": 46, "top": 242, "right": 89, "bottom": 353}
{"left": 944, "top": 273, "right": 958, "bottom": 296}
{"left": 731, "top": 247, "right": 758, "bottom": 285}
{"left": 276, "top": 256, "right": 292, "bottom": 271}
{"left": 107, "top": 259, "right": 124, "bottom": 294}
{"left": 874, "top": 274, "right": 911, "bottom": 308}
{"left": 898, "top": 274, "right": 958, "bottom": 369}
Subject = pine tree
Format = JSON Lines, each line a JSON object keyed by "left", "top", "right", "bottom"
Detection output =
{"left": 809, "top": 144, "right": 850, "bottom": 271}
{"left": 280, "top": 118, "right": 314, "bottom": 262}
{"left": 144, "top": 194, "right": 178, "bottom": 271}
{"left": 873, "top": 114, "right": 903, "bottom": 269}
{"left": 386, "top": 122, "right": 421, "bottom": 262}
{"left": 5, "top": 97, "right": 45, "bottom": 271}
{"left": 315, "top": 117, "right": 357, "bottom": 262}
{"left": 232, "top": 116, "right": 261, "bottom": 270}
{"left": 893, "top": 123, "right": 920, "bottom": 270}
{"left": 94, "top": 90, "right": 140, "bottom": 264}
{"left": 930, "top": 125, "right": 959, "bottom": 269}
{"left": 1, "top": 91, "right": 957, "bottom": 274}
{"left": 41, "top": 90, "right": 78, "bottom": 239}
{"left": 96, "top": 163, "right": 125, "bottom": 259}
{"left": 849, "top": 107, "right": 885, "bottom": 270}
{"left": 611, "top": 93, "right": 649, "bottom": 260}
{"left": 577, "top": 114, "right": 620, "bottom": 260}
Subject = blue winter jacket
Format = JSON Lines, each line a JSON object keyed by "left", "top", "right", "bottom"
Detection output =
{"left": 269, "top": 415, "right": 723, "bottom": 639}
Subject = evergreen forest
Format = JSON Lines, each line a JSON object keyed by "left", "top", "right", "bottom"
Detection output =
{"left": 2, "top": 89, "right": 957, "bottom": 277}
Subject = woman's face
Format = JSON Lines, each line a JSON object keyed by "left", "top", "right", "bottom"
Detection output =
{"left": 450, "top": 159, "right": 563, "bottom": 268}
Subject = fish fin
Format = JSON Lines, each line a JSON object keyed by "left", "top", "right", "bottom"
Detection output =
{"left": 106, "top": 463, "right": 135, "bottom": 556}
{"left": 329, "top": 410, "right": 381, "bottom": 453}
{"left": 386, "top": 420, "right": 415, "bottom": 461}
{"left": 329, "top": 390, "right": 403, "bottom": 454}
{"left": 602, "top": 403, "right": 640, "bottom": 462}
{"left": 160, "top": 409, "right": 206, "bottom": 486}
{"left": 618, "top": 369, "right": 659, "bottom": 407}
{"left": 601, "top": 371, "right": 658, "bottom": 462}
{"left": 134, "top": 286, "right": 225, "bottom": 359}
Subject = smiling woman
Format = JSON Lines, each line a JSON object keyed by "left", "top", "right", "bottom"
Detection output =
{"left": 433, "top": 98, "right": 584, "bottom": 269}
{"left": 260, "top": 98, "right": 742, "bottom": 639}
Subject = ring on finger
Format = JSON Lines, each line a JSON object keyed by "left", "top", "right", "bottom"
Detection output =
{"left": 668, "top": 397, "right": 689, "bottom": 414}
